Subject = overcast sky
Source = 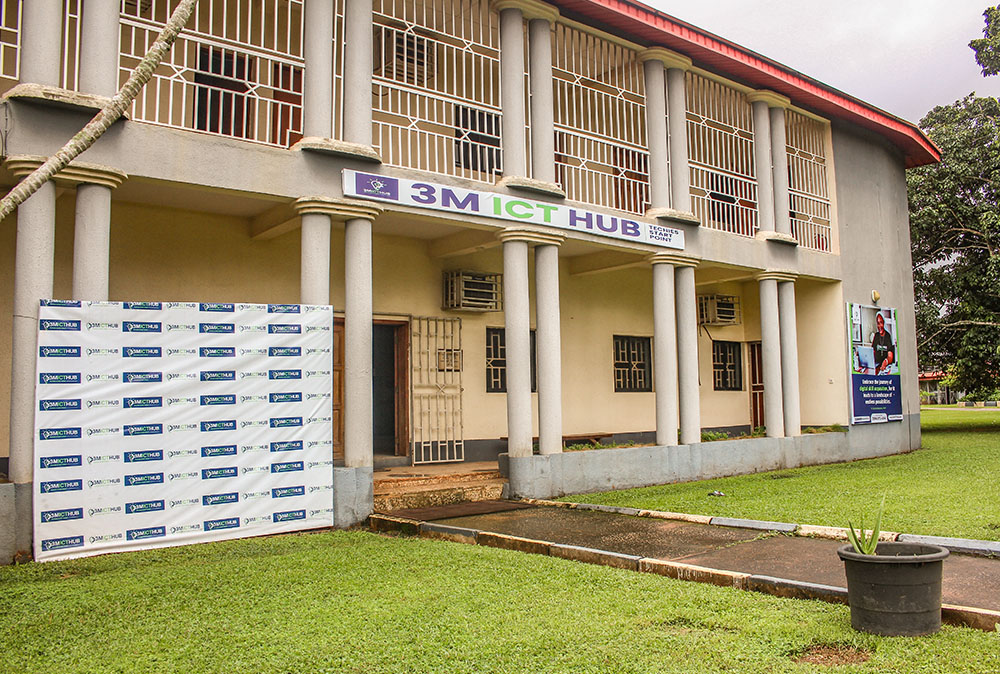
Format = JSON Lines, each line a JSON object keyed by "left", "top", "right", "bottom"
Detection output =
{"left": 644, "top": 0, "right": 1000, "bottom": 125}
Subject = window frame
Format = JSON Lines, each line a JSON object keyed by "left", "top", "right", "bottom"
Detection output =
{"left": 485, "top": 327, "right": 537, "bottom": 393}
{"left": 712, "top": 340, "right": 743, "bottom": 391}
{"left": 612, "top": 334, "right": 653, "bottom": 393}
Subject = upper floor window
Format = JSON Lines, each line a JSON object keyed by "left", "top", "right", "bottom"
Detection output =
{"left": 786, "top": 110, "right": 832, "bottom": 252}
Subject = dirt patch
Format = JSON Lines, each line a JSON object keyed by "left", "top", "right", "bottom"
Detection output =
{"left": 792, "top": 644, "right": 871, "bottom": 666}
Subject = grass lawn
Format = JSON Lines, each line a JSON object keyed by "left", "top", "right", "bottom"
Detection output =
{"left": 558, "top": 408, "right": 1000, "bottom": 541}
{"left": 2, "top": 530, "right": 999, "bottom": 673}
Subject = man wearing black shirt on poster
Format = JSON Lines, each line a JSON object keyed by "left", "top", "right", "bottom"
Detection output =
{"left": 872, "top": 312, "right": 895, "bottom": 375}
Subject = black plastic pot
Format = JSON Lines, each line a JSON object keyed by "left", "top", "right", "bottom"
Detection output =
{"left": 837, "top": 542, "right": 949, "bottom": 636}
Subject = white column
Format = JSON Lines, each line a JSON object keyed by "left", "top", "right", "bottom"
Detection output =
{"left": 534, "top": 238, "right": 563, "bottom": 455}
{"left": 302, "top": 0, "right": 335, "bottom": 139}
{"left": 79, "top": 0, "right": 120, "bottom": 97}
{"left": 778, "top": 279, "right": 801, "bottom": 437}
{"left": 770, "top": 106, "right": 792, "bottom": 237}
{"left": 21, "top": 0, "right": 62, "bottom": 86}
{"left": 8, "top": 180, "right": 57, "bottom": 551}
{"left": 500, "top": 232, "right": 532, "bottom": 457}
{"left": 650, "top": 255, "right": 679, "bottom": 446}
{"left": 70, "top": 167, "right": 126, "bottom": 301}
{"left": 294, "top": 202, "right": 332, "bottom": 306}
{"left": 748, "top": 99, "right": 775, "bottom": 232}
{"left": 528, "top": 16, "right": 556, "bottom": 184}
{"left": 757, "top": 274, "right": 784, "bottom": 438}
{"left": 639, "top": 51, "right": 669, "bottom": 210}
{"left": 675, "top": 262, "right": 700, "bottom": 444}
{"left": 664, "top": 54, "right": 693, "bottom": 212}
{"left": 497, "top": 4, "right": 527, "bottom": 178}
{"left": 342, "top": 0, "right": 373, "bottom": 146}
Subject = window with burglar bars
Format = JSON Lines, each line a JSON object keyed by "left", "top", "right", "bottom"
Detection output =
{"left": 372, "top": 0, "right": 502, "bottom": 182}
{"left": 552, "top": 22, "right": 649, "bottom": 215}
{"left": 712, "top": 341, "right": 743, "bottom": 391}
{"left": 786, "top": 110, "right": 832, "bottom": 252}
{"left": 119, "top": 0, "right": 305, "bottom": 147}
{"left": 613, "top": 335, "right": 652, "bottom": 393}
{"left": 686, "top": 72, "right": 758, "bottom": 237}
{"left": 485, "top": 327, "right": 536, "bottom": 393}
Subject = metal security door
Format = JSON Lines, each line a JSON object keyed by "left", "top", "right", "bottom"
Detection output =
{"left": 410, "top": 317, "right": 464, "bottom": 464}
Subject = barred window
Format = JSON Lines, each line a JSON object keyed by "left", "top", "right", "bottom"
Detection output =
{"left": 613, "top": 335, "right": 652, "bottom": 392}
{"left": 486, "top": 327, "right": 536, "bottom": 393}
{"left": 712, "top": 341, "right": 743, "bottom": 391}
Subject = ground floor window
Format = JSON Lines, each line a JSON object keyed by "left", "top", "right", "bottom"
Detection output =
{"left": 486, "top": 327, "right": 536, "bottom": 393}
{"left": 613, "top": 335, "right": 652, "bottom": 392}
{"left": 712, "top": 340, "right": 743, "bottom": 391}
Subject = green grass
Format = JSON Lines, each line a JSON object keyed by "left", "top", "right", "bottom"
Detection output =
{"left": 558, "top": 408, "right": 1000, "bottom": 541}
{"left": 1, "top": 530, "right": 999, "bottom": 673}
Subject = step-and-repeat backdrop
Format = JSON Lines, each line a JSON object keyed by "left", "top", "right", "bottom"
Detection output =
{"left": 32, "top": 300, "right": 335, "bottom": 561}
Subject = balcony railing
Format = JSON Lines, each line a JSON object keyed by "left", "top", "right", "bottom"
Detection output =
{"left": 118, "top": 0, "right": 304, "bottom": 147}
{"left": 787, "top": 110, "right": 832, "bottom": 252}
{"left": 553, "top": 23, "right": 648, "bottom": 215}
{"left": 686, "top": 72, "right": 758, "bottom": 237}
{"left": 371, "top": 0, "right": 503, "bottom": 183}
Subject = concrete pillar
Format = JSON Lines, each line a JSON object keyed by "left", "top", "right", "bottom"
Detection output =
{"left": 527, "top": 15, "right": 557, "bottom": 184}
{"left": 302, "top": 0, "right": 335, "bottom": 139}
{"left": 650, "top": 254, "right": 684, "bottom": 446}
{"left": 770, "top": 106, "right": 792, "bottom": 236}
{"left": 496, "top": 4, "right": 527, "bottom": 178}
{"left": 664, "top": 54, "right": 693, "bottom": 212}
{"left": 21, "top": 0, "right": 62, "bottom": 86}
{"left": 533, "top": 235, "right": 564, "bottom": 455}
{"left": 79, "top": 0, "right": 120, "bottom": 97}
{"left": 70, "top": 166, "right": 126, "bottom": 301}
{"left": 294, "top": 198, "right": 338, "bottom": 305}
{"left": 8, "top": 177, "right": 56, "bottom": 553}
{"left": 757, "top": 273, "right": 785, "bottom": 438}
{"left": 342, "top": 0, "right": 373, "bottom": 146}
{"left": 748, "top": 99, "right": 775, "bottom": 232}
{"left": 639, "top": 51, "right": 669, "bottom": 211}
{"left": 675, "top": 261, "right": 700, "bottom": 444}
{"left": 778, "top": 279, "right": 801, "bottom": 437}
{"left": 498, "top": 229, "right": 534, "bottom": 458}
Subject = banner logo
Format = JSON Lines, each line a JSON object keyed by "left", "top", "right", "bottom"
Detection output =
{"left": 126, "top": 526, "right": 166, "bottom": 541}
{"left": 122, "top": 321, "right": 161, "bottom": 333}
{"left": 200, "top": 370, "right": 236, "bottom": 382}
{"left": 269, "top": 392, "right": 302, "bottom": 403}
{"left": 39, "top": 427, "right": 82, "bottom": 441}
{"left": 41, "top": 508, "right": 84, "bottom": 522}
{"left": 40, "top": 299, "right": 82, "bottom": 307}
{"left": 201, "top": 444, "right": 237, "bottom": 457}
{"left": 123, "top": 347, "right": 161, "bottom": 358}
{"left": 268, "top": 347, "right": 301, "bottom": 357}
{"left": 41, "top": 536, "right": 85, "bottom": 551}
{"left": 123, "top": 397, "right": 163, "bottom": 409}
{"left": 40, "top": 372, "right": 81, "bottom": 385}
{"left": 199, "top": 303, "right": 235, "bottom": 312}
{"left": 202, "top": 492, "right": 239, "bottom": 506}
{"left": 273, "top": 509, "right": 306, "bottom": 523}
{"left": 268, "top": 324, "right": 301, "bottom": 334}
{"left": 39, "top": 319, "right": 81, "bottom": 331}
{"left": 200, "top": 420, "right": 236, "bottom": 432}
{"left": 271, "top": 486, "right": 305, "bottom": 498}
{"left": 268, "top": 369, "right": 301, "bottom": 380}
{"left": 204, "top": 517, "right": 240, "bottom": 531}
{"left": 39, "top": 454, "right": 82, "bottom": 468}
{"left": 270, "top": 440, "right": 303, "bottom": 452}
{"left": 123, "top": 302, "right": 162, "bottom": 310}
{"left": 123, "top": 372, "right": 163, "bottom": 383}
{"left": 199, "top": 323, "right": 235, "bottom": 334}
{"left": 270, "top": 461, "right": 304, "bottom": 474}
{"left": 125, "top": 500, "right": 165, "bottom": 514}
{"left": 200, "top": 394, "right": 236, "bottom": 406}
{"left": 268, "top": 304, "right": 300, "bottom": 313}
{"left": 39, "top": 346, "right": 81, "bottom": 357}
{"left": 269, "top": 416, "right": 302, "bottom": 428}
{"left": 125, "top": 472, "right": 164, "bottom": 486}
{"left": 199, "top": 347, "right": 235, "bottom": 358}
{"left": 123, "top": 423, "right": 163, "bottom": 436}
{"left": 40, "top": 479, "right": 83, "bottom": 493}
{"left": 124, "top": 450, "right": 163, "bottom": 463}
{"left": 39, "top": 398, "right": 82, "bottom": 412}
{"left": 201, "top": 466, "right": 238, "bottom": 480}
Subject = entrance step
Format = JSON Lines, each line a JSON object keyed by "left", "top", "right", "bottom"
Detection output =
{"left": 373, "top": 455, "right": 411, "bottom": 470}
{"left": 373, "top": 475, "right": 507, "bottom": 513}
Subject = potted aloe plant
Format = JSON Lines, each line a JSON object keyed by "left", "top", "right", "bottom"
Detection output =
{"left": 837, "top": 494, "right": 950, "bottom": 636}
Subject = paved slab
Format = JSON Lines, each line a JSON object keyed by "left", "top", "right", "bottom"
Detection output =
{"left": 437, "top": 506, "right": 1000, "bottom": 613}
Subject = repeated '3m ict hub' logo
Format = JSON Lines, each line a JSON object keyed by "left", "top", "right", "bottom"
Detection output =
{"left": 202, "top": 492, "right": 239, "bottom": 506}
{"left": 204, "top": 517, "right": 240, "bottom": 531}
{"left": 124, "top": 424, "right": 163, "bottom": 437}
{"left": 123, "top": 397, "right": 163, "bottom": 409}
{"left": 268, "top": 347, "right": 301, "bottom": 357}
{"left": 199, "top": 303, "right": 234, "bottom": 312}
{"left": 269, "top": 392, "right": 302, "bottom": 403}
{"left": 200, "top": 394, "right": 235, "bottom": 406}
{"left": 39, "top": 399, "right": 82, "bottom": 412}
{"left": 273, "top": 509, "right": 306, "bottom": 523}
{"left": 267, "top": 324, "right": 301, "bottom": 334}
{"left": 270, "top": 461, "right": 304, "bottom": 474}
{"left": 39, "top": 372, "right": 81, "bottom": 385}
{"left": 123, "top": 302, "right": 162, "bottom": 310}
{"left": 199, "top": 323, "right": 234, "bottom": 334}
{"left": 124, "top": 450, "right": 163, "bottom": 463}
{"left": 39, "top": 454, "right": 82, "bottom": 468}
{"left": 268, "top": 304, "right": 300, "bottom": 313}
{"left": 268, "top": 369, "right": 301, "bottom": 380}
{"left": 200, "top": 420, "right": 236, "bottom": 432}
{"left": 271, "top": 486, "right": 305, "bottom": 499}
{"left": 125, "top": 472, "right": 164, "bottom": 487}
{"left": 123, "top": 347, "right": 162, "bottom": 358}
{"left": 201, "top": 444, "right": 237, "bottom": 458}
{"left": 201, "top": 466, "right": 238, "bottom": 480}
{"left": 41, "top": 535, "right": 84, "bottom": 552}
{"left": 126, "top": 526, "right": 166, "bottom": 541}
{"left": 40, "top": 508, "right": 83, "bottom": 523}
{"left": 40, "top": 479, "right": 83, "bottom": 493}
{"left": 269, "top": 416, "right": 302, "bottom": 429}
{"left": 200, "top": 370, "right": 236, "bottom": 382}
{"left": 123, "top": 372, "right": 163, "bottom": 383}
{"left": 125, "top": 500, "right": 165, "bottom": 514}
{"left": 39, "top": 346, "right": 81, "bottom": 357}
{"left": 122, "top": 321, "right": 161, "bottom": 333}
{"left": 39, "top": 319, "right": 81, "bottom": 331}
{"left": 200, "top": 347, "right": 235, "bottom": 358}
{"left": 41, "top": 299, "right": 82, "bottom": 307}
{"left": 270, "top": 440, "right": 303, "bottom": 452}
{"left": 39, "top": 428, "right": 82, "bottom": 441}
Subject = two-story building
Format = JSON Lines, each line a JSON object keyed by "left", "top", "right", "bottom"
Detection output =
{"left": 0, "top": 0, "right": 937, "bottom": 560}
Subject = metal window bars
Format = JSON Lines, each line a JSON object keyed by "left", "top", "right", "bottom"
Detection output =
{"left": 786, "top": 110, "right": 832, "bottom": 252}
{"left": 118, "top": 0, "right": 304, "bottom": 147}
{"left": 552, "top": 23, "right": 649, "bottom": 215}
{"left": 372, "top": 0, "right": 503, "bottom": 183}
{"left": 410, "top": 316, "right": 465, "bottom": 464}
{"left": 686, "top": 72, "right": 758, "bottom": 237}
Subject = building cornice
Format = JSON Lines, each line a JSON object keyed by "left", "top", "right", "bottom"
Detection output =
{"left": 5, "top": 155, "right": 127, "bottom": 188}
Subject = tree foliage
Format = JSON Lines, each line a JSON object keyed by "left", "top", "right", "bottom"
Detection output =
{"left": 908, "top": 95, "right": 1000, "bottom": 397}
{"left": 970, "top": 6, "right": 1000, "bottom": 77}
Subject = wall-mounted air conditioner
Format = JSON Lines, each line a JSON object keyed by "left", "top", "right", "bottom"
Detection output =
{"left": 442, "top": 270, "right": 502, "bottom": 312}
{"left": 698, "top": 294, "right": 741, "bottom": 326}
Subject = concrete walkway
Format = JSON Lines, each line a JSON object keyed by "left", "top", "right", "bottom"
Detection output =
{"left": 372, "top": 500, "right": 1000, "bottom": 630}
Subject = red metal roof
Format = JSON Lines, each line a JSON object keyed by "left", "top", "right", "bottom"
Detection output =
{"left": 553, "top": 0, "right": 940, "bottom": 167}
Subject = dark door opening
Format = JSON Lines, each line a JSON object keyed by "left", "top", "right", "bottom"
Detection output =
{"left": 372, "top": 322, "right": 409, "bottom": 456}
{"left": 749, "top": 341, "right": 764, "bottom": 430}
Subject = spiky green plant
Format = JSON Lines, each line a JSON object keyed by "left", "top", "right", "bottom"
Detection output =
{"left": 847, "top": 492, "right": 887, "bottom": 555}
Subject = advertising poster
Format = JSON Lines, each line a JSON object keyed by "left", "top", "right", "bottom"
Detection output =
{"left": 32, "top": 300, "right": 335, "bottom": 561}
{"left": 846, "top": 302, "right": 902, "bottom": 424}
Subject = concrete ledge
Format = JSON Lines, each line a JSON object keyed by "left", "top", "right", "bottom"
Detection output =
{"left": 572, "top": 503, "right": 642, "bottom": 517}
{"left": 549, "top": 543, "right": 641, "bottom": 571}
{"left": 418, "top": 522, "right": 479, "bottom": 545}
{"left": 709, "top": 517, "right": 798, "bottom": 533}
{"left": 641, "top": 510, "right": 713, "bottom": 524}
{"left": 897, "top": 533, "right": 1000, "bottom": 557}
{"left": 639, "top": 558, "right": 749, "bottom": 589}
{"left": 795, "top": 524, "right": 848, "bottom": 540}
{"left": 333, "top": 466, "right": 373, "bottom": 528}
{"left": 292, "top": 137, "right": 382, "bottom": 162}
{"left": 756, "top": 230, "right": 799, "bottom": 246}
{"left": 747, "top": 575, "right": 847, "bottom": 603}
{"left": 645, "top": 207, "right": 701, "bottom": 226}
{"left": 2, "top": 83, "right": 119, "bottom": 116}
{"left": 496, "top": 175, "right": 566, "bottom": 198}
{"left": 477, "top": 532, "right": 552, "bottom": 556}
{"left": 0, "top": 482, "right": 13, "bottom": 565}
{"left": 368, "top": 514, "right": 420, "bottom": 536}
{"left": 942, "top": 604, "right": 1000, "bottom": 631}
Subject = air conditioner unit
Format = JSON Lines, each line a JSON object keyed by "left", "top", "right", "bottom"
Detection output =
{"left": 698, "top": 294, "right": 741, "bottom": 326}
{"left": 442, "top": 270, "right": 502, "bottom": 312}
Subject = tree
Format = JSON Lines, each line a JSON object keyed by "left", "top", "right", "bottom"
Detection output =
{"left": 908, "top": 95, "right": 1000, "bottom": 398}
{"left": 970, "top": 6, "right": 1000, "bottom": 76}
{"left": 0, "top": 0, "right": 199, "bottom": 222}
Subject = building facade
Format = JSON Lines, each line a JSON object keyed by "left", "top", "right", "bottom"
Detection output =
{"left": 0, "top": 0, "right": 937, "bottom": 561}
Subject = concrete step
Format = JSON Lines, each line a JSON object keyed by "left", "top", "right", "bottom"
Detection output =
{"left": 373, "top": 469, "right": 502, "bottom": 490}
{"left": 373, "top": 478, "right": 507, "bottom": 513}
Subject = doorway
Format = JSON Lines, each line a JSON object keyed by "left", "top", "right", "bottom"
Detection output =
{"left": 749, "top": 341, "right": 764, "bottom": 430}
